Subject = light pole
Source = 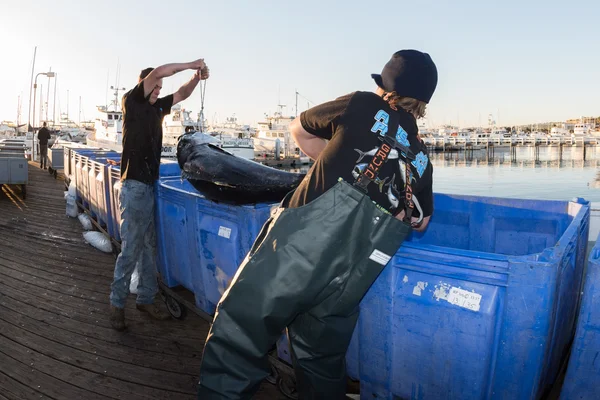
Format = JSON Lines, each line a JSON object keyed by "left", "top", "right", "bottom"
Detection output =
{"left": 32, "top": 71, "right": 55, "bottom": 161}
{"left": 52, "top": 73, "right": 58, "bottom": 126}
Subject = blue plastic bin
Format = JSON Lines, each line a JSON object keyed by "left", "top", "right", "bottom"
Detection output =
{"left": 73, "top": 150, "right": 101, "bottom": 204}
{"left": 64, "top": 145, "right": 99, "bottom": 183}
{"left": 89, "top": 156, "right": 121, "bottom": 227}
{"left": 277, "top": 194, "right": 589, "bottom": 400}
{"left": 86, "top": 157, "right": 108, "bottom": 218}
{"left": 154, "top": 179, "right": 197, "bottom": 292}
{"left": 73, "top": 149, "right": 118, "bottom": 207}
{"left": 107, "top": 165, "right": 122, "bottom": 241}
{"left": 192, "top": 185, "right": 273, "bottom": 314}
{"left": 85, "top": 152, "right": 120, "bottom": 216}
{"left": 158, "top": 159, "right": 181, "bottom": 179}
{"left": 560, "top": 231, "right": 600, "bottom": 400}
{"left": 155, "top": 178, "right": 274, "bottom": 315}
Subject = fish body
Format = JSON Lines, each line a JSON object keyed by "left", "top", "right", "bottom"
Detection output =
{"left": 177, "top": 132, "right": 306, "bottom": 204}
{"left": 386, "top": 183, "right": 400, "bottom": 209}
{"left": 398, "top": 160, "right": 416, "bottom": 187}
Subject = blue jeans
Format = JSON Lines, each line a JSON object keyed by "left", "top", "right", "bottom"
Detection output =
{"left": 110, "top": 180, "right": 158, "bottom": 308}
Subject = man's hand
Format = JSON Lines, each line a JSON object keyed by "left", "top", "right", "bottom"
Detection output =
{"left": 174, "top": 66, "right": 209, "bottom": 105}
{"left": 395, "top": 210, "right": 431, "bottom": 232}
{"left": 189, "top": 59, "right": 206, "bottom": 70}
{"left": 194, "top": 66, "right": 210, "bottom": 81}
{"left": 143, "top": 59, "right": 208, "bottom": 99}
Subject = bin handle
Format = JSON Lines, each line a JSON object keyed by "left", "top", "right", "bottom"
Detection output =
{"left": 159, "top": 180, "right": 203, "bottom": 199}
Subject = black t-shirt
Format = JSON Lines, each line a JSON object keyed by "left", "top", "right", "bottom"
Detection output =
{"left": 288, "top": 91, "right": 434, "bottom": 218}
{"left": 120, "top": 81, "right": 173, "bottom": 184}
{"left": 37, "top": 127, "right": 51, "bottom": 145}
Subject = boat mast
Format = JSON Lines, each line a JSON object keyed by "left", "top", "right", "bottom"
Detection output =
{"left": 27, "top": 46, "right": 37, "bottom": 132}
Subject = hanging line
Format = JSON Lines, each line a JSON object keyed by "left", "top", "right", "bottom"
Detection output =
{"left": 198, "top": 75, "right": 207, "bottom": 133}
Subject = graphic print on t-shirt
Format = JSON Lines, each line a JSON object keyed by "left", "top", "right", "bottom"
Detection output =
{"left": 288, "top": 91, "right": 433, "bottom": 218}
{"left": 352, "top": 108, "right": 429, "bottom": 214}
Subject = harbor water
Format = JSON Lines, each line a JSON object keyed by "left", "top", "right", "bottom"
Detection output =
{"left": 289, "top": 145, "right": 600, "bottom": 240}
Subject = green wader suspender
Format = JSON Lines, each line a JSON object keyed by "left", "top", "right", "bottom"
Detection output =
{"left": 353, "top": 128, "right": 417, "bottom": 223}
{"left": 197, "top": 117, "right": 414, "bottom": 400}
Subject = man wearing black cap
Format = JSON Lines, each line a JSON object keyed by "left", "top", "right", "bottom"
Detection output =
{"left": 286, "top": 49, "right": 436, "bottom": 226}
{"left": 197, "top": 49, "right": 437, "bottom": 399}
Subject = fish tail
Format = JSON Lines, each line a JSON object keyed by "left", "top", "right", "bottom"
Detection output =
{"left": 354, "top": 148, "right": 365, "bottom": 163}
{"left": 379, "top": 176, "right": 390, "bottom": 192}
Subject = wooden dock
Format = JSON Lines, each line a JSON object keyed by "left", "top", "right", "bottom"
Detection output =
{"left": 0, "top": 163, "right": 286, "bottom": 399}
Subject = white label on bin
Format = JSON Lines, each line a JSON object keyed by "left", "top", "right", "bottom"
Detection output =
{"left": 218, "top": 226, "right": 232, "bottom": 239}
{"left": 433, "top": 283, "right": 451, "bottom": 301}
{"left": 369, "top": 249, "right": 392, "bottom": 265}
{"left": 412, "top": 281, "right": 428, "bottom": 296}
{"left": 447, "top": 287, "right": 482, "bottom": 312}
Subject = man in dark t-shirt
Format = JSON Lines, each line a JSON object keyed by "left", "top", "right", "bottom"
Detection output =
{"left": 37, "top": 122, "right": 51, "bottom": 169}
{"left": 109, "top": 59, "right": 210, "bottom": 331}
{"left": 287, "top": 91, "right": 433, "bottom": 228}
{"left": 287, "top": 50, "right": 437, "bottom": 229}
{"left": 197, "top": 50, "right": 437, "bottom": 398}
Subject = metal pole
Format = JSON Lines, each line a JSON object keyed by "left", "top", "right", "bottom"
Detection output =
{"left": 53, "top": 73, "right": 57, "bottom": 127}
{"left": 39, "top": 83, "right": 43, "bottom": 126}
{"left": 16, "top": 95, "right": 20, "bottom": 129}
{"left": 46, "top": 67, "right": 51, "bottom": 122}
{"left": 27, "top": 46, "right": 37, "bottom": 135}
{"left": 32, "top": 73, "right": 39, "bottom": 161}
{"left": 30, "top": 71, "right": 54, "bottom": 161}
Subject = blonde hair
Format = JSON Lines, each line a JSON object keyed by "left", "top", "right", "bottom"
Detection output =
{"left": 382, "top": 91, "right": 427, "bottom": 119}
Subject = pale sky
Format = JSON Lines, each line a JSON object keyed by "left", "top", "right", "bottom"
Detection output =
{"left": 1, "top": 0, "right": 598, "bottom": 128}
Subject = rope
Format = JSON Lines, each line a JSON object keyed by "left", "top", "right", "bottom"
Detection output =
{"left": 198, "top": 76, "right": 207, "bottom": 133}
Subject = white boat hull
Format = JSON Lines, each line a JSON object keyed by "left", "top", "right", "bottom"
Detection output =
{"left": 86, "top": 136, "right": 177, "bottom": 158}
{"left": 222, "top": 146, "right": 255, "bottom": 160}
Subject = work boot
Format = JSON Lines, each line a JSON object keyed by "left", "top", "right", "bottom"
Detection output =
{"left": 109, "top": 305, "right": 126, "bottom": 331}
{"left": 136, "top": 302, "right": 171, "bottom": 320}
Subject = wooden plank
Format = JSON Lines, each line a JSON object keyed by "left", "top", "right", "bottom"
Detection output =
{"left": 0, "top": 223, "right": 113, "bottom": 264}
{"left": 0, "top": 346, "right": 109, "bottom": 400}
{"left": 0, "top": 220, "right": 91, "bottom": 247}
{"left": 0, "top": 262, "right": 208, "bottom": 336}
{"left": 0, "top": 233, "right": 208, "bottom": 333}
{"left": 0, "top": 279, "right": 206, "bottom": 354}
{"left": 0, "top": 302, "right": 199, "bottom": 375}
{"left": 0, "top": 239, "right": 114, "bottom": 281}
{"left": 0, "top": 256, "right": 119, "bottom": 299}
{"left": 0, "top": 370, "right": 54, "bottom": 400}
{"left": 0, "top": 256, "right": 144, "bottom": 323}
{"left": 0, "top": 323, "right": 197, "bottom": 397}
{"left": 0, "top": 228, "right": 119, "bottom": 278}
{"left": 0, "top": 285, "right": 205, "bottom": 359}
